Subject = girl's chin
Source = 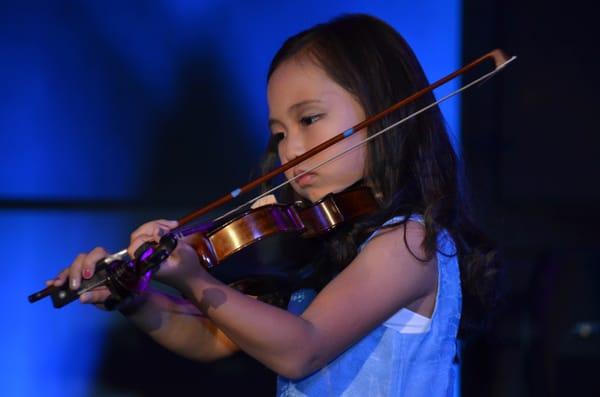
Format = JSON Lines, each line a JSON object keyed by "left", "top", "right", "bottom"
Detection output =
{"left": 292, "top": 186, "right": 323, "bottom": 203}
{"left": 295, "top": 184, "right": 357, "bottom": 203}
{"left": 303, "top": 188, "right": 332, "bottom": 203}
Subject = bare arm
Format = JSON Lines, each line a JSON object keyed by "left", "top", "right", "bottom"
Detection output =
{"left": 50, "top": 218, "right": 240, "bottom": 363}
{"left": 120, "top": 287, "right": 238, "bottom": 361}
{"left": 121, "top": 220, "right": 239, "bottom": 361}
{"left": 176, "top": 221, "right": 437, "bottom": 379}
{"left": 51, "top": 261, "right": 239, "bottom": 362}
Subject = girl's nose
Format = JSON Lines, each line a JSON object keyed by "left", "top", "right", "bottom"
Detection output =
{"left": 282, "top": 131, "right": 306, "bottom": 163}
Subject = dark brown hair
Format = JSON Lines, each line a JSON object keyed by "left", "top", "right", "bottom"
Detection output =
{"left": 262, "top": 14, "right": 498, "bottom": 334}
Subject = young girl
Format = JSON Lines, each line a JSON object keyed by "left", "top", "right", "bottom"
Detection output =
{"left": 50, "top": 14, "right": 496, "bottom": 396}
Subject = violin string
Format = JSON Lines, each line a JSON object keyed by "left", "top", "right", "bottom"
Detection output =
{"left": 214, "top": 56, "right": 517, "bottom": 222}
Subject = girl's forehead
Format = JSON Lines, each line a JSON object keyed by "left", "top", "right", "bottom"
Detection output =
{"left": 269, "top": 58, "right": 328, "bottom": 90}
{"left": 267, "top": 58, "right": 342, "bottom": 110}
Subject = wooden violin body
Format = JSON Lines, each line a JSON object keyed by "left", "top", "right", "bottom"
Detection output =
{"left": 195, "top": 186, "right": 378, "bottom": 268}
{"left": 193, "top": 186, "right": 378, "bottom": 294}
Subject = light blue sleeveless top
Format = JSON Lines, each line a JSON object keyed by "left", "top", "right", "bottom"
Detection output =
{"left": 276, "top": 215, "right": 462, "bottom": 396}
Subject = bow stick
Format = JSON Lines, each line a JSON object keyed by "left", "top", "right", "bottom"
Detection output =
{"left": 28, "top": 49, "right": 516, "bottom": 305}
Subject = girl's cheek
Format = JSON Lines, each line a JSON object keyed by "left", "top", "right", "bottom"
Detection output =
{"left": 277, "top": 147, "right": 286, "bottom": 164}
{"left": 284, "top": 170, "right": 295, "bottom": 183}
{"left": 315, "top": 122, "right": 334, "bottom": 141}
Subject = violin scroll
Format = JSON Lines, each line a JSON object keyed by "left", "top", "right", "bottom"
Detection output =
{"left": 28, "top": 234, "right": 179, "bottom": 309}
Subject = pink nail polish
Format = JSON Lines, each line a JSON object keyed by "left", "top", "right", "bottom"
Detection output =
{"left": 83, "top": 269, "right": 92, "bottom": 279}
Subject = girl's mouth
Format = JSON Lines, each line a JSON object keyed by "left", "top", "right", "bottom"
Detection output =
{"left": 293, "top": 169, "right": 316, "bottom": 187}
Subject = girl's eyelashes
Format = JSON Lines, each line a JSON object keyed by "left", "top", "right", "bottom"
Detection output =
{"left": 300, "top": 113, "right": 324, "bottom": 126}
{"left": 269, "top": 113, "right": 324, "bottom": 140}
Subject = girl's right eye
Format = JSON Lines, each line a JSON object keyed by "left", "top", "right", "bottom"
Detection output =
{"left": 272, "top": 132, "right": 285, "bottom": 142}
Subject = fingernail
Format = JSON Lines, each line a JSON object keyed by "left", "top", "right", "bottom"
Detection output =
{"left": 80, "top": 292, "right": 90, "bottom": 303}
{"left": 71, "top": 279, "right": 79, "bottom": 289}
{"left": 83, "top": 269, "right": 92, "bottom": 279}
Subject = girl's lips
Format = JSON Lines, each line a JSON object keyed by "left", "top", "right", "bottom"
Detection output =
{"left": 293, "top": 169, "right": 316, "bottom": 187}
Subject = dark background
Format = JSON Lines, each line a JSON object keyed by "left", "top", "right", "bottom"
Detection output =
{"left": 461, "top": 0, "right": 599, "bottom": 396}
{"left": 2, "top": 1, "right": 598, "bottom": 396}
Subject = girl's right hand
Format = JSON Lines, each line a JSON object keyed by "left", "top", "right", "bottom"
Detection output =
{"left": 46, "top": 247, "right": 113, "bottom": 305}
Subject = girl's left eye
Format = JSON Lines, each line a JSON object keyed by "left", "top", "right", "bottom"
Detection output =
{"left": 300, "top": 114, "right": 323, "bottom": 126}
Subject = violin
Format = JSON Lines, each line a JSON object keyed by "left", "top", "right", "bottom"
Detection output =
{"left": 28, "top": 49, "right": 515, "bottom": 309}
{"left": 28, "top": 186, "right": 378, "bottom": 308}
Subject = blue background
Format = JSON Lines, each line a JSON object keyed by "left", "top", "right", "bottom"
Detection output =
{"left": 0, "top": 1, "right": 460, "bottom": 395}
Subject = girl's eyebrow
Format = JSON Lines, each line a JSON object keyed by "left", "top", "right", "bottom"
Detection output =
{"left": 288, "top": 99, "right": 323, "bottom": 113}
{"left": 269, "top": 99, "right": 323, "bottom": 129}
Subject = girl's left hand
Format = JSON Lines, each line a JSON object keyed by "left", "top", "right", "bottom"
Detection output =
{"left": 128, "top": 219, "right": 213, "bottom": 296}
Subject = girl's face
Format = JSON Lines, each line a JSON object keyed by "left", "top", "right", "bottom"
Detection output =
{"left": 267, "top": 56, "right": 367, "bottom": 202}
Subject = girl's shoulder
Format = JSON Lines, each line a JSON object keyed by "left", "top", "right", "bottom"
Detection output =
{"left": 359, "top": 214, "right": 427, "bottom": 255}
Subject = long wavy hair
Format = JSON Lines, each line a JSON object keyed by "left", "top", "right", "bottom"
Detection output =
{"left": 260, "top": 14, "right": 498, "bottom": 334}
